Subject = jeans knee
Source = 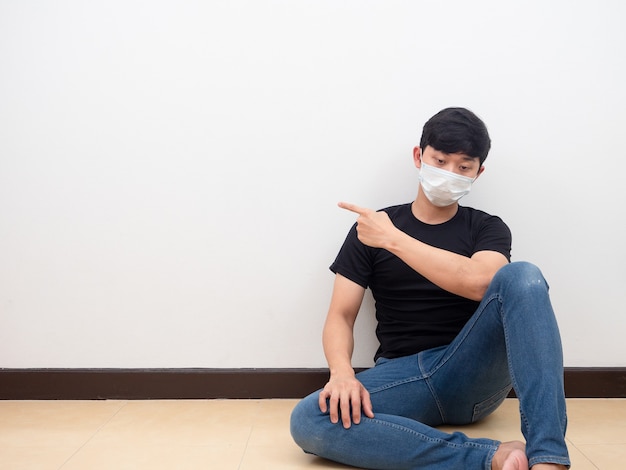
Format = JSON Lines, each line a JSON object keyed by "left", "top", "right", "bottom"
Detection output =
{"left": 290, "top": 393, "right": 321, "bottom": 452}
{"left": 494, "top": 261, "right": 549, "bottom": 293}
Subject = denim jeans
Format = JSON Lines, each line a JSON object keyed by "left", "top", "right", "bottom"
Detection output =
{"left": 290, "top": 262, "right": 570, "bottom": 469}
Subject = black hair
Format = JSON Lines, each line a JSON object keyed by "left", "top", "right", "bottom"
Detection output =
{"left": 419, "top": 107, "right": 491, "bottom": 165}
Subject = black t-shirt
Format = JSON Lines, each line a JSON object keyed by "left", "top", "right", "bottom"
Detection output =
{"left": 330, "top": 203, "right": 512, "bottom": 361}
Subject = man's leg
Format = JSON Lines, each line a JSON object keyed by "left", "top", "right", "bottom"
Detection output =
{"left": 425, "top": 261, "right": 570, "bottom": 468}
{"left": 290, "top": 352, "right": 503, "bottom": 469}
{"left": 290, "top": 261, "right": 569, "bottom": 469}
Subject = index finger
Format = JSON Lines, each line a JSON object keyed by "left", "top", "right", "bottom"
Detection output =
{"left": 338, "top": 201, "right": 371, "bottom": 215}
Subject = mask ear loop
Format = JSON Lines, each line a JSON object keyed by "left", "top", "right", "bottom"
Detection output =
{"left": 472, "top": 165, "right": 483, "bottom": 182}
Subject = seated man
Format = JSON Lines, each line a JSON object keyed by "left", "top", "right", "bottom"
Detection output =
{"left": 290, "top": 107, "right": 570, "bottom": 470}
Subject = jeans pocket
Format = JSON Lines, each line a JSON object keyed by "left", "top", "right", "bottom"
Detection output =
{"left": 471, "top": 384, "right": 512, "bottom": 423}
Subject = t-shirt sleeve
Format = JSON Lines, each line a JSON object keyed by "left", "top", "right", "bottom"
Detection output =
{"left": 474, "top": 215, "right": 512, "bottom": 261}
{"left": 329, "top": 223, "right": 374, "bottom": 288}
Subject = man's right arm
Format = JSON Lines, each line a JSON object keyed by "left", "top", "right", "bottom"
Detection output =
{"left": 318, "top": 273, "right": 374, "bottom": 428}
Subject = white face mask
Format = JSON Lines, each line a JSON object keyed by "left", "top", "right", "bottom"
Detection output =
{"left": 419, "top": 161, "right": 476, "bottom": 207}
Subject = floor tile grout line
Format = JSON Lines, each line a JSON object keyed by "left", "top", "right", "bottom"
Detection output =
{"left": 56, "top": 401, "right": 129, "bottom": 470}
{"left": 238, "top": 400, "right": 262, "bottom": 470}
{"left": 565, "top": 437, "right": 600, "bottom": 470}
{"left": 237, "top": 424, "right": 255, "bottom": 470}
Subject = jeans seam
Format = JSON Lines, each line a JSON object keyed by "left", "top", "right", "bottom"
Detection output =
{"left": 367, "top": 355, "right": 428, "bottom": 394}
{"left": 418, "top": 352, "right": 446, "bottom": 423}
{"left": 414, "top": 293, "right": 504, "bottom": 425}
{"left": 471, "top": 383, "right": 513, "bottom": 423}
{"left": 498, "top": 292, "right": 530, "bottom": 435}
{"left": 528, "top": 455, "right": 571, "bottom": 467}
{"left": 485, "top": 447, "right": 498, "bottom": 470}
{"left": 425, "top": 293, "right": 501, "bottom": 377}
{"left": 367, "top": 375, "right": 427, "bottom": 394}
{"left": 363, "top": 416, "right": 498, "bottom": 452}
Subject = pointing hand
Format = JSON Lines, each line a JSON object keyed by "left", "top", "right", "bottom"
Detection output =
{"left": 338, "top": 202, "right": 397, "bottom": 249}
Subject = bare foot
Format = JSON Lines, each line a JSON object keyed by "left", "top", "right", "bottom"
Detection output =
{"left": 492, "top": 441, "right": 528, "bottom": 470}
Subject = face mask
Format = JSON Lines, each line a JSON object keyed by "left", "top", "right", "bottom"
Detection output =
{"left": 419, "top": 161, "right": 476, "bottom": 207}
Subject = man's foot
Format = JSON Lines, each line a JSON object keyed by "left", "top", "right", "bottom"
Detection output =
{"left": 492, "top": 441, "right": 528, "bottom": 470}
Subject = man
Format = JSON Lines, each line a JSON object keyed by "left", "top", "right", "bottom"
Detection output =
{"left": 290, "top": 108, "right": 570, "bottom": 469}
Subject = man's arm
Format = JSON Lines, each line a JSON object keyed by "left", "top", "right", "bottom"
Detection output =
{"left": 318, "top": 273, "right": 374, "bottom": 428}
{"left": 338, "top": 202, "right": 508, "bottom": 301}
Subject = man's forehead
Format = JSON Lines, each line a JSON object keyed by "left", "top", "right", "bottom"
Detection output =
{"left": 425, "top": 147, "right": 478, "bottom": 161}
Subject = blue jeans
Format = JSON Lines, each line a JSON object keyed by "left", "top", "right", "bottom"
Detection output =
{"left": 290, "top": 262, "right": 570, "bottom": 469}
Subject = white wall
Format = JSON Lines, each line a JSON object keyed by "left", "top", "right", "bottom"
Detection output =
{"left": 1, "top": 0, "right": 624, "bottom": 369}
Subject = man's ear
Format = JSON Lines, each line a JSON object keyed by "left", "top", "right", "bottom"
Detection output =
{"left": 475, "top": 165, "right": 486, "bottom": 179}
{"left": 413, "top": 147, "right": 422, "bottom": 168}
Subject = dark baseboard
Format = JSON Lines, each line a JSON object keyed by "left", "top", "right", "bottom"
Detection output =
{"left": 0, "top": 367, "right": 625, "bottom": 400}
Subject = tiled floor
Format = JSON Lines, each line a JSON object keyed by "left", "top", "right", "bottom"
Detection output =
{"left": 0, "top": 399, "right": 624, "bottom": 469}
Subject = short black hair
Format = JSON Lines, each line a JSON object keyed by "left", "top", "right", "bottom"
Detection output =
{"left": 420, "top": 107, "right": 491, "bottom": 165}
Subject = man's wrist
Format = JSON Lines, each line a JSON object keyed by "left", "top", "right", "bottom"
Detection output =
{"left": 384, "top": 228, "right": 409, "bottom": 253}
{"left": 329, "top": 365, "right": 355, "bottom": 378}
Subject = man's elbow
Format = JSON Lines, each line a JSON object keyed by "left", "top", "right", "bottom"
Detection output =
{"left": 467, "top": 277, "right": 492, "bottom": 301}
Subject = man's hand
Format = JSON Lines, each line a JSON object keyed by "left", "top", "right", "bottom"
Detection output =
{"left": 338, "top": 202, "right": 397, "bottom": 249}
{"left": 318, "top": 373, "right": 374, "bottom": 429}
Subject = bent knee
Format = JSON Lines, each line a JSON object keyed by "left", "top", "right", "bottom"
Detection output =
{"left": 494, "top": 261, "right": 549, "bottom": 291}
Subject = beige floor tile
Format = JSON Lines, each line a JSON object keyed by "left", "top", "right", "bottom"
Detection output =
{"left": 60, "top": 443, "right": 245, "bottom": 470}
{"left": 89, "top": 400, "right": 256, "bottom": 447}
{"left": 1, "top": 398, "right": 624, "bottom": 469}
{"left": 565, "top": 441, "right": 601, "bottom": 469}
{"left": 247, "top": 400, "right": 296, "bottom": 447}
{"left": 0, "top": 446, "right": 76, "bottom": 470}
{"left": 0, "top": 400, "right": 126, "bottom": 448}
{"left": 253, "top": 399, "right": 298, "bottom": 424}
{"left": 575, "top": 443, "right": 626, "bottom": 469}
{"left": 565, "top": 399, "right": 626, "bottom": 445}
{"left": 241, "top": 444, "right": 361, "bottom": 470}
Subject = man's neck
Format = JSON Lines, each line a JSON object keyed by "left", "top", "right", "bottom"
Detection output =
{"left": 411, "top": 194, "right": 459, "bottom": 225}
